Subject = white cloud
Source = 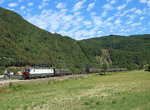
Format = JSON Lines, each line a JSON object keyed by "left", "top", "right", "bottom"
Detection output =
{"left": 101, "top": 11, "right": 107, "bottom": 17}
{"left": 23, "top": 0, "right": 148, "bottom": 39}
{"left": 90, "top": 12, "right": 96, "bottom": 16}
{"left": 139, "top": 0, "right": 150, "bottom": 7}
{"left": 87, "top": 2, "right": 95, "bottom": 11}
{"left": 121, "top": 29, "right": 125, "bottom": 32}
{"left": 92, "top": 16, "right": 103, "bottom": 26}
{"left": 119, "top": 10, "right": 129, "bottom": 16}
{"left": 135, "top": 9, "right": 142, "bottom": 15}
{"left": 103, "top": 4, "right": 113, "bottom": 10}
{"left": 39, "top": 3, "right": 48, "bottom": 9}
{"left": 111, "top": 0, "right": 116, "bottom": 4}
{"left": 140, "top": 17, "right": 144, "bottom": 20}
{"left": 26, "top": 8, "right": 85, "bottom": 37}
{"left": 73, "top": 28, "right": 98, "bottom": 40}
{"left": 62, "top": 15, "right": 73, "bottom": 22}
{"left": 106, "top": 17, "right": 114, "bottom": 21}
{"left": 26, "top": 6, "right": 106, "bottom": 39}
{"left": 115, "top": 19, "right": 122, "bottom": 24}
{"left": 27, "top": 14, "right": 49, "bottom": 29}
{"left": 83, "top": 21, "right": 92, "bottom": 27}
{"left": 72, "top": 0, "right": 86, "bottom": 12}
{"left": 139, "top": 0, "right": 147, "bottom": 3}
{"left": 20, "top": 6, "right": 26, "bottom": 10}
{"left": 39, "top": 0, "right": 49, "bottom": 9}
{"left": 126, "top": 14, "right": 136, "bottom": 20}
{"left": 8, "top": 3, "right": 18, "bottom": 7}
{"left": 117, "top": 4, "right": 127, "bottom": 10}
{"left": 131, "top": 22, "right": 141, "bottom": 26}
{"left": 28, "top": 2, "right": 33, "bottom": 6}
{"left": 129, "top": 7, "right": 136, "bottom": 11}
{"left": 126, "top": 20, "right": 133, "bottom": 24}
{"left": 0, "top": 0, "right": 5, "bottom": 4}
{"left": 97, "top": 30, "right": 103, "bottom": 35}
{"left": 103, "top": 21, "right": 112, "bottom": 27}
{"left": 73, "top": 16, "right": 84, "bottom": 26}
{"left": 56, "top": 2, "right": 65, "bottom": 9}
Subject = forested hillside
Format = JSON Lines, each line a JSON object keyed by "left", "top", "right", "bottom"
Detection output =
{"left": 0, "top": 7, "right": 150, "bottom": 70}
{"left": 78, "top": 35, "right": 150, "bottom": 69}
{"left": 0, "top": 7, "right": 88, "bottom": 69}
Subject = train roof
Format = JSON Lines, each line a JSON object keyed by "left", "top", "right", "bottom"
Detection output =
{"left": 24, "top": 67, "right": 54, "bottom": 70}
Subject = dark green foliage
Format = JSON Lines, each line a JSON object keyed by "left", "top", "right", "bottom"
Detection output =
{"left": 102, "top": 63, "right": 109, "bottom": 73}
{"left": 9, "top": 82, "right": 14, "bottom": 88}
{"left": 148, "top": 65, "right": 150, "bottom": 72}
{"left": 0, "top": 7, "right": 150, "bottom": 70}
{"left": 9, "top": 82, "right": 28, "bottom": 91}
{"left": 0, "top": 7, "right": 88, "bottom": 68}
{"left": 79, "top": 35, "right": 150, "bottom": 70}
{"left": 0, "top": 66, "right": 5, "bottom": 75}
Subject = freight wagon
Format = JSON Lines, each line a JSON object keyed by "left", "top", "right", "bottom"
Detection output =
{"left": 86, "top": 68, "right": 127, "bottom": 73}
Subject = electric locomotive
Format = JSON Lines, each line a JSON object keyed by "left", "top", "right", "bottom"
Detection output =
{"left": 23, "top": 67, "right": 55, "bottom": 79}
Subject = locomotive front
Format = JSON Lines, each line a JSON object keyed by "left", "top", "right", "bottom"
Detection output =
{"left": 23, "top": 67, "right": 31, "bottom": 79}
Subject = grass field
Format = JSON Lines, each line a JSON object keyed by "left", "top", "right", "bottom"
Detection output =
{"left": 0, "top": 71, "right": 150, "bottom": 110}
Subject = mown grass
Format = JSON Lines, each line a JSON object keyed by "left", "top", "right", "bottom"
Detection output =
{"left": 0, "top": 71, "right": 150, "bottom": 110}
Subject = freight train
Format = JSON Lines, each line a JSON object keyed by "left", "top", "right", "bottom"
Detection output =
{"left": 23, "top": 67, "right": 127, "bottom": 79}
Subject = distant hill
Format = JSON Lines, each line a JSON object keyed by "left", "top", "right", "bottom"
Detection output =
{"left": 0, "top": 7, "right": 150, "bottom": 70}
{"left": 78, "top": 35, "right": 150, "bottom": 69}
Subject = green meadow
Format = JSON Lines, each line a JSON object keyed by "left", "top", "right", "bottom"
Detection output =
{"left": 0, "top": 71, "right": 150, "bottom": 110}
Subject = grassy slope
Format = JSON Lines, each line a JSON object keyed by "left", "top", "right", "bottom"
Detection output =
{"left": 0, "top": 71, "right": 150, "bottom": 110}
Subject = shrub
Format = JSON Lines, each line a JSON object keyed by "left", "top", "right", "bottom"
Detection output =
{"left": 148, "top": 65, "right": 150, "bottom": 72}
{"left": 0, "top": 66, "right": 5, "bottom": 75}
{"left": 9, "top": 83, "right": 26, "bottom": 91}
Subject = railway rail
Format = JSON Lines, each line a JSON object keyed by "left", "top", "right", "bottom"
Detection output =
{"left": 0, "top": 74, "right": 85, "bottom": 87}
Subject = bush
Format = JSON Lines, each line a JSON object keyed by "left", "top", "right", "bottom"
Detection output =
{"left": 102, "top": 63, "right": 109, "bottom": 74}
{"left": 9, "top": 82, "right": 26, "bottom": 91}
{"left": 144, "top": 64, "right": 150, "bottom": 72}
{"left": 9, "top": 82, "right": 14, "bottom": 88}
{"left": 148, "top": 65, "right": 150, "bottom": 72}
{"left": 0, "top": 66, "right": 5, "bottom": 75}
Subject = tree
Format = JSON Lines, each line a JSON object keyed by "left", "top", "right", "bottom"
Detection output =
{"left": 148, "top": 65, "right": 150, "bottom": 72}
{"left": 102, "top": 63, "right": 109, "bottom": 74}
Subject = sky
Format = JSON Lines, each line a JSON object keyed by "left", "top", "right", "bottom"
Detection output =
{"left": 0, "top": 0, "right": 150, "bottom": 40}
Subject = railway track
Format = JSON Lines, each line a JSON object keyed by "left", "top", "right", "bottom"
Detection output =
{"left": 0, "top": 74, "right": 85, "bottom": 87}
{"left": 0, "top": 68, "right": 127, "bottom": 87}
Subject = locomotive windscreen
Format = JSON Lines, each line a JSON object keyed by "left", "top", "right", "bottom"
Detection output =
{"left": 24, "top": 69, "right": 30, "bottom": 72}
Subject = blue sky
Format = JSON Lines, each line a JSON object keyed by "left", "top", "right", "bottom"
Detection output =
{"left": 0, "top": 0, "right": 150, "bottom": 40}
